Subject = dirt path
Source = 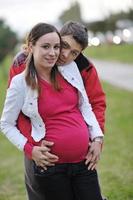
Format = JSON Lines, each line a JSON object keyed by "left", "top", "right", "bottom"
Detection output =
{"left": 91, "top": 59, "right": 133, "bottom": 92}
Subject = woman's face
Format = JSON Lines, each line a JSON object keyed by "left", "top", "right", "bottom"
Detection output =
{"left": 31, "top": 32, "right": 60, "bottom": 71}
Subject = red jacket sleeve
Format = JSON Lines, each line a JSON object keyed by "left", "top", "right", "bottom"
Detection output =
{"left": 81, "top": 63, "right": 106, "bottom": 133}
{"left": 8, "top": 51, "right": 27, "bottom": 85}
{"left": 9, "top": 63, "right": 25, "bottom": 84}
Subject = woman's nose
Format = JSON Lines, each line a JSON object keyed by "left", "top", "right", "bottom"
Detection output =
{"left": 49, "top": 48, "right": 56, "bottom": 55}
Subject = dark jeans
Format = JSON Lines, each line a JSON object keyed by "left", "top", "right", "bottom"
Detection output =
{"left": 24, "top": 156, "right": 103, "bottom": 200}
{"left": 24, "top": 156, "right": 45, "bottom": 200}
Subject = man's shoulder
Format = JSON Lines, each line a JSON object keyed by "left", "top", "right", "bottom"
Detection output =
{"left": 13, "top": 51, "right": 27, "bottom": 67}
{"left": 74, "top": 53, "right": 91, "bottom": 71}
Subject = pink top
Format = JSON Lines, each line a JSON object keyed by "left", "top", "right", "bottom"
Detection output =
{"left": 38, "top": 74, "right": 90, "bottom": 163}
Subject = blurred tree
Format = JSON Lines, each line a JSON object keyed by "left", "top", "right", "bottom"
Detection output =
{"left": 0, "top": 19, "right": 18, "bottom": 62}
{"left": 128, "top": 9, "right": 133, "bottom": 20}
{"left": 86, "top": 21, "right": 108, "bottom": 34}
{"left": 86, "top": 9, "right": 133, "bottom": 34}
{"left": 59, "top": 2, "right": 83, "bottom": 24}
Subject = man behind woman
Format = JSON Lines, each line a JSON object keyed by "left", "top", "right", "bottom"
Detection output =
{"left": 10, "top": 21, "right": 106, "bottom": 170}
{"left": 1, "top": 22, "right": 105, "bottom": 200}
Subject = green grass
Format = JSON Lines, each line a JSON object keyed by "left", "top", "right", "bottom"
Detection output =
{"left": 99, "top": 83, "right": 133, "bottom": 200}
{"left": 0, "top": 56, "right": 27, "bottom": 200}
{"left": 0, "top": 55, "right": 13, "bottom": 112}
{"left": 0, "top": 56, "right": 133, "bottom": 199}
{"left": 84, "top": 44, "right": 133, "bottom": 64}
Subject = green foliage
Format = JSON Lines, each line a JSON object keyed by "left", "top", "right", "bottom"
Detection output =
{"left": 86, "top": 21, "right": 108, "bottom": 34}
{"left": 85, "top": 44, "right": 133, "bottom": 64}
{"left": 0, "top": 19, "right": 18, "bottom": 62}
{"left": 59, "top": 3, "right": 133, "bottom": 33}
{"left": 86, "top": 9, "right": 133, "bottom": 33}
{"left": 59, "top": 3, "right": 133, "bottom": 34}
{"left": 59, "top": 2, "right": 83, "bottom": 24}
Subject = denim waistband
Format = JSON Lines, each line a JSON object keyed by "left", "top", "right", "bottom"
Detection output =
{"left": 34, "top": 160, "right": 89, "bottom": 177}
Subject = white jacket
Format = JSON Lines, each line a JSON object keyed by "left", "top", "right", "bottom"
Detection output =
{"left": 0, "top": 61, "right": 103, "bottom": 151}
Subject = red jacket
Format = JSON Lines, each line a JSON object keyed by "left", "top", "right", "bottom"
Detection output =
{"left": 9, "top": 52, "right": 106, "bottom": 133}
{"left": 75, "top": 53, "right": 106, "bottom": 133}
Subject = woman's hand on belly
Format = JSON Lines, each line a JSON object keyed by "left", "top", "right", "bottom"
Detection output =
{"left": 32, "top": 140, "right": 59, "bottom": 170}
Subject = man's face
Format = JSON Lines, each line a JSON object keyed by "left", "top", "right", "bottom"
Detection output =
{"left": 57, "top": 35, "right": 83, "bottom": 66}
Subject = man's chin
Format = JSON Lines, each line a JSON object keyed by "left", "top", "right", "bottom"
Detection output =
{"left": 57, "top": 60, "right": 71, "bottom": 66}
{"left": 56, "top": 61, "right": 65, "bottom": 66}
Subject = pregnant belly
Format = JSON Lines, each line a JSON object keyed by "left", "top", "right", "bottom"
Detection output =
{"left": 44, "top": 129, "right": 89, "bottom": 163}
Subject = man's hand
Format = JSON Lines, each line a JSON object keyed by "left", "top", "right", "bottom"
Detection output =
{"left": 85, "top": 141, "right": 102, "bottom": 170}
{"left": 32, "top": 140, "right": 59, "bottom": 170}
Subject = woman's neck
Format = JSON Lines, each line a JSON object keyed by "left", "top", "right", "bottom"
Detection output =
{"left": 37, "top": 68, "right": 52, "bottom": 83}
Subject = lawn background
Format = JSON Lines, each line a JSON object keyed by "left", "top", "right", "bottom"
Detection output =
{"left": 85, "top": 44, "right": 133, "bottom": 64}
{"left": 0, "top": 45, "right": 133, "bottom": 200}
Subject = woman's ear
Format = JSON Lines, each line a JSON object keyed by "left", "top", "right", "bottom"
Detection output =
{"left": 28, "top": 42, "right": 33, "bottom": 53}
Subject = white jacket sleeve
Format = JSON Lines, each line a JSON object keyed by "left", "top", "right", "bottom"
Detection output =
{"left": 58, "top": 62, "right": 104, "bottom": 140}
{"left": 0, "top": 75, "right": 27, "bottom": 150}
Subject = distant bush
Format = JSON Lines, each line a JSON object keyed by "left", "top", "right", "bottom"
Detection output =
{"left": 0, "top": 19, "right": 18, "bottom": 62}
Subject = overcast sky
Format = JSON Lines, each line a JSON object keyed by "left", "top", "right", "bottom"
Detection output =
{"left": 0, "top": 0, "right": 132, "bottom": 36}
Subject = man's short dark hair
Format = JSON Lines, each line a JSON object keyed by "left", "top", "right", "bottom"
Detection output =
{"left": 60, "top": 21, "right": 88, "bottom": 50}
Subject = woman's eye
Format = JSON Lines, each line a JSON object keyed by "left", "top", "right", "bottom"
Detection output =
{"left": 54, "top": 45, "right": 60, "bottom": 49}
{"left": 42, "top": 45, "right": 49, "bottom": 49}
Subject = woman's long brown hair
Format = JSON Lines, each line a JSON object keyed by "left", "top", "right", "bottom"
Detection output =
{"left": 25, "top": 23, "right": 61, "bottom": 91}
